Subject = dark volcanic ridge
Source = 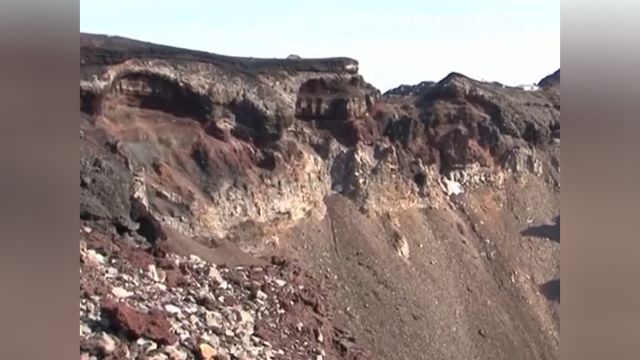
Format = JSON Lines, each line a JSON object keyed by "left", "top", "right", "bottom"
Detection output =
{"left": 81, "top": 33, "right": 360, "bottom": 74}
{"left": 79, "top": 32, "right": 560, "bottom": 360}
{"left": 538, "top": 69, "right": 560, "bottom": 89}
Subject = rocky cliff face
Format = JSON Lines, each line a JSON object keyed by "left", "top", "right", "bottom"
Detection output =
{"left": 80, "top": 33, "right": 560, "bottom": 360}
{"left": 383, "top": 80, "right": 436, "bottom": 97}
{"left": 538, "top": 69, "right": 560, "bottom": 89}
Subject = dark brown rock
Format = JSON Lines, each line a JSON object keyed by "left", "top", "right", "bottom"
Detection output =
{"left": 101, "top": 301, "right": 177, "bottom": 345}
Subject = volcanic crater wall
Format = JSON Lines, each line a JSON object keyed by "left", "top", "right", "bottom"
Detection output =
{"left": 79, "top": 34, "right": 560, "bottom": 360}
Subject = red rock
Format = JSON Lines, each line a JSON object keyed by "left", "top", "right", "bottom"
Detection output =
{"left": 120, "top": 246, "right": 155, "bottom": 269}
{"left": 101, "top": 301, "right": 177, "bottom": 345}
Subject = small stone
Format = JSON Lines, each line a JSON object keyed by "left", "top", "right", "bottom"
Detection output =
{"left": 254, "top": 290, "right": 267, "bottom": 300}
{"left": 233, "top": 307, "right": 253, "bottom": 325}
{"left": 198, "top": 343, "right": 217, "bottom": 360}
{"left": 215, "top": 349, "right": 231, "bottom": 360}
{"left": 205, "top": 311, "right": 224, "bottom": 328}
{"left": 80, "top": 323, "right": 91, "bottom": 336}
{"left": 165, "top": 345, "right": 188, "bottom": 360}
{"left": 98, "top": 332, "right": 117, "bottom": 354}
{"left": 154, "top": 283, "right": 167, "bottom": 291}
{"left": 316, "top": 356, "right": 323, "bottom": 360}
{"left": 105, "top": 267, "right": 118, "bottom": 278}
{"left": 146, "top": 341, "right": 158, "bottom": 353}
{"left": 184, "top": 304, "right": 198, "bottom": 314}
{"left": 246, "top": 346, "right": 260, "bottom": 357}
{"left": 208, "top": 267, "right": 223, "bottom": 283}
{"left": 200, "top": 334, "right": 220, "bottom": 348}
{"left": 85, "top": 249, "right": 105, "bottom": 265}
{"left": 148, "top": 354, "right": 169, "bottom": 360}
{"left": 274, "top": 279, "right": 287, "bottom": 287}
{"left": 315, "top": 329, "right": 324, "bottom": 343}
{"left": 111, "top": 287, "right": 133, "bottom": 298}
{"left": 164, "top": 304, "right": 181, "bottom": 315}
{"left": 478, "top": 329, "right": 487, "bottom": 338}
{"left": 179, "top": 331, "right": 190, "bottom": 342}
{"left": 148, "top": 264, "right": 166, "bottom": 282}
{"left": 83, "top": 226, "right": 93, "bottom": 233}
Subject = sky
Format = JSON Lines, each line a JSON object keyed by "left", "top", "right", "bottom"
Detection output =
{"left": 80, "top": 0, "right": 559, "bottom": 91}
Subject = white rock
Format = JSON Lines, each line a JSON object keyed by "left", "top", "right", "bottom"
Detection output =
{"left": 442, "top": 177, "right": 464, "bottom": 196}
{"left": 83, "top": 226, "right": 93, "bottom": 234}
{"left": 274, "top": 279, "right": 287, "bottom": 287}
{"left": 200, "top": 334, "right": 220, "bottom": 348}
{"left": 98, "top": 332, "right": 117, "bottom": 353}
{"left": 237, "top": 309, "right": 253, "bottom": 324}
{"left": 104, "top": 267, "right": 118, "bottom": 278}
{"left": 205, "top": 311, "right": 224, "bottom": 328}
{"left": 164, "top": 304, "right": 181, "bottom": 315}
{"left": 184, "top": 304, "right": 198, "bottom": 314}
{"left": 148, "top": 264, "right": 165, "bottom": 282}
{"left": 111, "top": 287, "right": 133, "bottom": 298}
{"left": 208, "top": 267, "right": 223, "bottom": 283}
{"left": 164, "top": 345, "right": 188, "bottom": 360}
{"left": 255, "top": 290, "right": 268, "bottom": 300}
{"left": 80, "top": 323, "right": 91, "bottom": 336}
{"left": 85, "top": 249, "right": 105, "bottom": 265}
{"left": 146, "top": 341, "right": 158, "bottom": 353}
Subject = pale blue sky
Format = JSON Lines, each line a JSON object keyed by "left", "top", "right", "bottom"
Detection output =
{"left": 80, "top": 0, "right": 559, "bottom": 91}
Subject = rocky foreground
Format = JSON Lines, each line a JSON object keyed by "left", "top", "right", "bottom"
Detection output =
{"left": 80, "top": 227, "right": 369, "bottom": 360}
{"left": 80, "top": 33, "right": 560, "bottom": 360}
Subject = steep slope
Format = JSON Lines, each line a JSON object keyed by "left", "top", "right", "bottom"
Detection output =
{"left": 79, "top": 33, "right": 559, "bottom": 360}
